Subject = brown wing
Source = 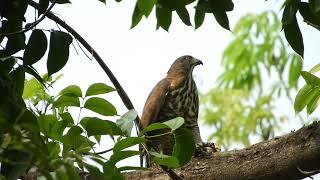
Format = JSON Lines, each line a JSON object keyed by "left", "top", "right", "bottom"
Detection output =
{"left": 140, "top": 79, "right": 170, "bottom": 129}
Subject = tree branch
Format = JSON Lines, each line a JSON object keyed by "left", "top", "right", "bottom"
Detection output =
{"left": 126, "top": 121, "right": 320, "bottom": 180}
{"left": 27, "top": 0, "right": 140, "bottom": 132}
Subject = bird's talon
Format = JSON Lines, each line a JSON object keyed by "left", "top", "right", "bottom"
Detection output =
{"left": 195, "top": 142, "right": 219, "bottom": 157}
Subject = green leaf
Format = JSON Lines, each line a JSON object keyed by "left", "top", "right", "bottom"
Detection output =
{"left": 288, "top": 56, "right": 302, "bottom": 88}
{"left": 97, "top": 0, "right": 106, "bottom": 4}
{"left": 113, "top": 137, "right": 145, "bottom": 152}
{"left": 50, "top": 120, "right": 68, "bottom": 140}
{"left": 47, "top": 141, "right": 61, "bottom": 159}
{"left": 283, "top": 18, "right": 304, "bottom": 58}
{"left": 172, "top": 128, "right": 195, "bottom": 166}
{"left": 23, "top": 29, "right": 47, "bottom": 65}
{"left": 139, "top": 123, "right": 169, "bottom": 135}
{"left": 131, "top": 4, "right": 143, "bottom": 29}
{"left": 156, "top": 6, "right": 172, "bottom": 31}
{"left": 213, "top": 11, "right": 230, "bottom": 31}
{"left": 298, "top": 2, "right": 320, "bottom": 30}
{"left": 116, "top": 109, "right": 137, "bottom": 136}
{"left": 108, "top": 150, "right": 141, "bottom": 165}
{"left": 84, "top": 97, "right": 117, "bottom": 116}
{"left": 59, "top": 85, "right": 82, "bottom": 97}
{"left": 11, "top": 66, "right": 25, "bottom": 97}
{"left": 194, "top": 8, "right": 205, "bottom": 29}
{"left": 150, "top": 152, "right": 179, "bottom": 168}
{"left": 309, "top": 63, "right": 320, "bottom": 73}
{"left": 59, "top": 112, "right": 74, "bottom": 125}
{"left": 282, "top": 4, "right": 304, "bottom": 58}
{"left": 53, "top": 95, "right": 80, "bottom": 108}
{"left": 23, "top": 65, "right": 46, "bottom": 87}
{"left": 85, "top": 83, "right": 114, "bottom": 97}
{"left": 47, "top": 31, "right": 73, "bottom": 76}
{"left": 294, "top": 85, "right": 319, "bottom": 113}
{"left": 19, "top": 109, "right": 39, "bottom": 132}
{"left": 282, "top": 2, "right": 298, "bottom": 25}
{"left": 140, "top": 117, "right": 184, "bottom": 135}
{"left": 80, "top": 117, "right": 123, "bottom": 136}
{"left": 307, "top": 92, "right": 320, "bottom": 114}
{"left": 209, "top": 0, "right": 234, "bottom": 12}
{"left": 61, "top": 126, "right": 90, "bottom": 149}
{"left": 162, "top": 117, "right": 184, "bottom": 131}
{"left": 137, "top": 0, "right": 156, "bottom": 17}
{"left": 301, "top": 71, "right": 320, "bottom": 85}
{"left": 38, "top": 115, "right": 58, "bottom": 136}
{"left": 176, "top": 7, "right": 191, "bottom": 26}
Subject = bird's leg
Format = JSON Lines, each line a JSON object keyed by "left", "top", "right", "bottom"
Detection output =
{"left": 190, "top": 124, "right": 219, "bottom": 157}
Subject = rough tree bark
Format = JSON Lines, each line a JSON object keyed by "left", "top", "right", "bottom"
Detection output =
{"left": 125, "top": 121, "right": 320, "bottom": 180}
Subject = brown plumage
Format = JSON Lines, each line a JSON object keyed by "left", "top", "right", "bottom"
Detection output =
{"left": 140, "top": 55, "right": 203, "bottom": 157}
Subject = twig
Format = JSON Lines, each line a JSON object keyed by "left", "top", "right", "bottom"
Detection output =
{"left": 303, "top": 19, "right": 320, "bottom": 31}
{"left": 95, "top": 148, "right": 113, "bottom": 155}
{"left": 27, "top": 0, "right": 141, "bottom": 134}
{"left": 1, "top": 0, "right": 56, "bottom": 36}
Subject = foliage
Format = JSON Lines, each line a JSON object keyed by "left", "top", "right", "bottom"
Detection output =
{"left": 0, "top": 0, "right": 319, "bottom": 178}
{"left": 294, "top": 64, "right": 320, "bottom": 115}
{"left": 128, "top": 0, "right": 320, "bottom": 58}
{"left": 201, "top": 11, "right": 302, "bottom": 149}
{"left": 1, "top": 73, "right": 194, "bottom": 179}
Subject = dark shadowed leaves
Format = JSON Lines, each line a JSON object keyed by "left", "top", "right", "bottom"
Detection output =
{"left": 176, "top": 7, "right": 192, "bottom": 26}
{"left": 298, "top": 2, "right": 320, "bottom": 31}
{"left": 23, "top": 29, "right": 47, "bottom": 65}
{"left": 39, "top": 0, "right": 49, "bottom": 15}
{"left": 195, "top": 8, "right": 205, "bottom": 29}
{"left": 282, "top": 2, "right": 304, "bottom": 57}
{"left": 47, "top": 31, "right": 72, "bottom": 76}
{"left": 156, "top": 6, "right": 172, "bottom": 31}
{"left": 137, "top": 0, "right": 156, "bottom": 17}
{"left": 131, "top": 4, "right": 143, "bottom": 29}
{"left": 172, "top": 128, "right": 195, "bottom": 166}
{"left": 283, "top": 17, "right": 304, "bottom": 58}
{"left": 213, "top": 11, "right": 230, "bottom": 31}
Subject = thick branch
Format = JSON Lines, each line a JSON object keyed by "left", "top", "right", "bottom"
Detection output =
{"left": 27, "top": 0, "right": 140, "bottom": 131}
{"left": 126, "top": 121, "right": 320, "bottom": 180}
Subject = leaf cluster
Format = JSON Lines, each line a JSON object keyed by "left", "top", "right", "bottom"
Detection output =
{"left": 201, "top": 11, "right": 302, "bottom": 149}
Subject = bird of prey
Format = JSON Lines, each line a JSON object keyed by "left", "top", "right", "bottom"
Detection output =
{"left": 139, "top": 55, "right": 204, "bottom": 163}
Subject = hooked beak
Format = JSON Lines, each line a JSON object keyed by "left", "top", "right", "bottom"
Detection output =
{"left": 192, "top": 58, "right": 203, "bottom": 66}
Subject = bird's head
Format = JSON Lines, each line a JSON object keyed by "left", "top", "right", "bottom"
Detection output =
{"left": 167, "top": 55, "right": 203, "bottom": 76}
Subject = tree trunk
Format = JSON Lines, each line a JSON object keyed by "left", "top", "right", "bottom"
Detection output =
{"left": 125, "top": 121, "right": 320, "bottom": 180}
